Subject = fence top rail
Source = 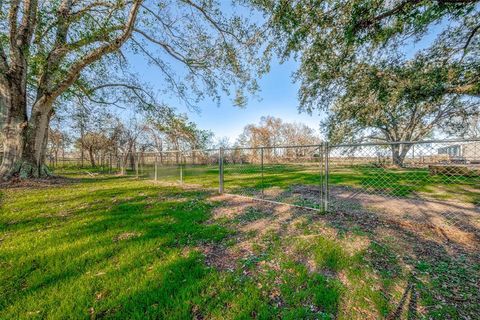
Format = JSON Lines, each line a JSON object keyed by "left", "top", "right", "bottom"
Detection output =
{"left": 133, "top": 138, "right": 480, "bottom": 155}
{"left": 222, "top": 144, "right": 323, "bottom": 151}
{"left": 330, "top": 138, "right": 480, "bottom": 148}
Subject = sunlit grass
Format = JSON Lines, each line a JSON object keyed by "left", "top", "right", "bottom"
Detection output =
{"left": 1, "top": 173, "right": 477, "bottom": 318}
{"left": 0, "top": 174, "right": 346, "bottom": 318}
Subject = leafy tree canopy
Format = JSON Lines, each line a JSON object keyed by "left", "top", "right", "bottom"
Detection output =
{"left": 253, "top": 0, "right": 480, "bottom": 142}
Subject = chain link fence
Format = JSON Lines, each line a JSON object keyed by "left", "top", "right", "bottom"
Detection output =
{"left": 46, "top": 153, "right": 118, "bottom": 173}
{"left": 221, "top": 145, "right": 325, "bottom": 210}
{"left": 47, "top": 139, "right": 480, "bottom": 223}
{"left": 128, "top": 139, "right": 479, "bottom": 233}
{"left": 327, "top": 140, "right": 480, "bottom": 205}
{"left": 325, "top": 140, "right": 480, "bottom": 231}
{"left": 42, "top": 140, "right": 479, "bottom": 317}
{"left": 132, "top": 150, "right": 220, "bottom": 190}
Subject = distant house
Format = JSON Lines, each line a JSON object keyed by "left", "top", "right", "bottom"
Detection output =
{"left": 438, "top": 141, "right": 480, "bottom": 163}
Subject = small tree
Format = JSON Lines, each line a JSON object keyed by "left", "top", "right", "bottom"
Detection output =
{"left": 47, "top": 128, "right": 68, "bottom": 166}
{"left": 76, "top": 132, "right": 112, "bottom": 167}
{"left": 237, "top": 116, "right": 320, "bottom": 162}
{"left": 114, "top": 119, "right": 145, "bottom": 174}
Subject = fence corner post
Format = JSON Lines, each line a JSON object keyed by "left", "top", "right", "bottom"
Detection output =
{"left": 260, "top": 147, "right": 264, "bottom": 198}
{"left": 319, "top": 143, "right": 324, "bottom": 213}
{"left": 180, "top": 162, "right": 183, "bottom": 185}
{"left": 219, "top": 147, "right": 224, "bottom": 194}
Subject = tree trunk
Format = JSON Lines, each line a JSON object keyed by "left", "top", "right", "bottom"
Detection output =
{"left": 88, "top": 147, "right": 96, "bottom": 167}
{"left": 0, "top": 80, "right": 28, "bottom": 179}
{"left": 21, "top": 103, "right": 54, "bottom": 177}
{"left": 0, "top": 87, "right": 56, "bottom": 179}
{"left": 80, "top": 123, "right": 85, "bottom": 168}
{"left": 391, "top": 143, "right": 412, "bottom": 167}
{"left": 0, "top": 112, "right": 27, "bottom": 178}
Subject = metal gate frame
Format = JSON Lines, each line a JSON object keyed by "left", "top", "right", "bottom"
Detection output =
{"left": 218, "top": 143, "right": 331, "bottom": 212}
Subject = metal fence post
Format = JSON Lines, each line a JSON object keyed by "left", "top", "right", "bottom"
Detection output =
{"left": 319, "top": 143, "right": 324, "bottom": 213}
{"left": 260, "top": 147, "right": 264, "bottom": 198}
{"left": 135, "top": 152, "right": 139, "bottom": 178}
{"left": 324, "top": 142, "right": 330, "bottom": 212}
{"left": 180, "top": 159, "right": 183, "bottom": 185}
{"left": 219, "top": 148, "right": 224, "bottom": 193}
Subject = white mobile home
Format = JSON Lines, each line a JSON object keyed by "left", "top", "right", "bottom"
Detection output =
{"left": 438, "top": 142, "right": 480, "bottom": 163}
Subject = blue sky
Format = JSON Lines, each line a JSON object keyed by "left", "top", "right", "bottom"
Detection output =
{"left": 126, "top": 52, "right": 324, "bottom": 142}
{"left": 183, "top": 58, "right": 325, "bottom": 142}
{"left": 119, "top": 3, "right": 326, "bottom": 143}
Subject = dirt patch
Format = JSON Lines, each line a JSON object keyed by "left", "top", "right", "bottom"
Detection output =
{"left": 209, "top": 194, "right": 260, "bottom": 220}
{"left": 288, "top": 185, "right": 480, "bottom": 252}
{"left": 213, "top": 195, "right": 296, "bottom": 230}
{"left": 0, "top": 176, "right": 74, "bottom": 189}
{"left": 200, "top": 244, "right": 247, "bottom": 271}
{"left": 113, "top": 232, "right": 141, "bottom": 242}
{"left": 205, "top": 194, "right": 312, "bottom": 271}
{"left": 204, "top": 191, "right": 479, "bottom": 318}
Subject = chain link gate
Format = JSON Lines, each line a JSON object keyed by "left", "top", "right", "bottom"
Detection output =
{"left": 219, "top": 144, "right": 329, "bottom": 211}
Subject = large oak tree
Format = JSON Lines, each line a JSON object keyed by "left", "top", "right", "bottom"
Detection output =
{"left": 254, "top": 0, "right": 480, "bottom": 164}
{"left": 0, "top": 0, "right": 264, "bottom": 179}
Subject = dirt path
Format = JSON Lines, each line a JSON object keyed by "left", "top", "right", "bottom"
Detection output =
{"left": 289, "top": 185, "right": 480, "bottom": 251}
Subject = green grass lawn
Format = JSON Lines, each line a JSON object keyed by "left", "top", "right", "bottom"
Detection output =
{"left": 1, "top": 172, "right": 478, "bottom": 319}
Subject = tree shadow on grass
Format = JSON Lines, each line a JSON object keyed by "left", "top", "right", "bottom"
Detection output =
{"left": 3, "top": 175, "right": 478, "bottom": 319}
{"left": 215, "top": 184, "right": 479, "bottom": 318}
{"left": 313, "top": 199, "right": 480, "bottom": 319}
{"left": 0, "top": 186, "right": 231, "bottom": 318}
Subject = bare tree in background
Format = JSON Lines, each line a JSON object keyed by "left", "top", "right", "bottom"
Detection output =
{"left": 115, "top": 119, "right": 145, "bottom": 175}
{"left": 237, "top": 116, "right": 320, "bottom": 162}
{"left": 47, "top": 128, "right": 67, "bottom": 167}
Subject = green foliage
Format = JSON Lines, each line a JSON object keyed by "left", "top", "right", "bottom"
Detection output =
{"left": 325, "top": 59, "right": 478, "bottom": 144}
{"left": 254, "top": 0, "right": 480, "bottom": 141}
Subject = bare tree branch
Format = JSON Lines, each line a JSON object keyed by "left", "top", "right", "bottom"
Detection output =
{"left": 181, "top": 0, "right": 243, "bottom": 43}
{"left": 460, "top": 23, "right": 480, "bottom": 62}
{"left": 50, "top": 0, "right": 143, "bottom": 101}
{"left": 133, "top": 28, "right": 202, "bottom": 66}
{"left": 130, "top": 37, "right": 197, "bottom": 110}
